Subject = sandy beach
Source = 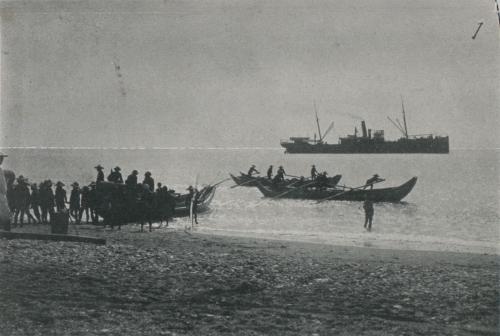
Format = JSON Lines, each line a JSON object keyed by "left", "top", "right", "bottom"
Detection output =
{"left": 0, "top": 224, "right": 498, "bottom": 336}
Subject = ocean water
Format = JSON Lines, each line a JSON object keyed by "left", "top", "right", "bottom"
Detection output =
{"left": 3, "top": 148, "right": 499, "bottom": 254}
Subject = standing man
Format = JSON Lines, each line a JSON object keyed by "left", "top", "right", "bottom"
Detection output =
{"left": 363, "top": 196, "right": 374, "bottom": 231}
{"left": 40, "top": 180, "right": 55, "bottom": 223}
{"left": 276, "top": 166, "right": 286, "bottom": 182}
{"left": 79, "top": 185, "right": 91, "bottom": 223}
{"left": 13, "top": 176, "right": 31, "bottom": 226}
{"left": 30, "top": 183, "right": 42, "bottom": 224}
{"left": 0, "top": 153, "right": 11, "bottom": 230}
{"left": 310, "top": 165, "right": 318, "bottom": 180}
{"left": 69, "top": 182, "right": 81, "bottom": 222}
{"left": 186, "top": 186, "right": 198, "bottom": 225}
{"left": 55, "top": 181, "right": 67, "bottom": 211}
{"left": 143, "top": 171, "right": 155, "bottom": 192}
{"left": 95, "top": 164, "right": 105, "bottom": 183}
{"left": 266, "top": 165, "right": 273, "bottom": 179}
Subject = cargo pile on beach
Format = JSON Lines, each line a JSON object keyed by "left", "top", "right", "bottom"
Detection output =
{"left": 0, "top": 227, "right": 498, "bottom": 336}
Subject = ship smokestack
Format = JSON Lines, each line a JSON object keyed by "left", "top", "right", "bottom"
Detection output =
{"left": 368, "top": 129, "right": 372, "bottom": 138}
{"left": 361, "top": 121, "right": 367, "bottom": 138}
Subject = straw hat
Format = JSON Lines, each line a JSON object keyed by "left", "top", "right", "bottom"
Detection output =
{"left": 95, "top": 164, "right": 103, "bottom": 170}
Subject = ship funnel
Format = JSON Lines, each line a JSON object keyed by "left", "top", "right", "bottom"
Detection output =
{"left": 361, "top": 121, "right": 368, "bottom": 138}
{"left": 368, "top": 129, "right": 372, "bottom": 138}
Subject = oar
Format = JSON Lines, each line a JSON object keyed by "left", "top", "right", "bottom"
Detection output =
{"left": 271, "top": 180, "right": 318, "bottom": 199}
{"left": 211, "top": 177, "right": 231, "bottom": 187}
{"left": 316, "top": 180, "right": 384, "bottom": 203}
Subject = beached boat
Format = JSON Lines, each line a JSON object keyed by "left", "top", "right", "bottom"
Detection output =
{"left": 255, "top": 177, "right": 417, "bottom": 202}
{"left": 230, "top": 173, "right": 342, "bottom": 188}
{"left": 94, "top": 182, "right": 217, "bottom": 223}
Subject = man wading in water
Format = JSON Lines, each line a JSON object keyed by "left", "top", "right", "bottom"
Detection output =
{"left": 363, "top": 196, "right": 374, "bottom": 231}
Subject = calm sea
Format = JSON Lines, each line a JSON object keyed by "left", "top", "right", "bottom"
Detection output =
{"left": 3, "top": 148, "right": 499, "bottom": 254}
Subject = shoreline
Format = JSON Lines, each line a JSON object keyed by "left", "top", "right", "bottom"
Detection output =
{"left": 194, "top": 226, "right": 500, "bottom": 256}
{"left": 0, "top": 224, "right": 498, "bottom": 335}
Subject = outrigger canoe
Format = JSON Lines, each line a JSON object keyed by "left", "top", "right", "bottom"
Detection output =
{"left": 255, "top": 177, "right": 418, "bottom": 203}
{"left": 94, "top": 182, "right": 217, "bottom": 223}
{"left": 230, "top": 172, "right": 342, "bottom": 188}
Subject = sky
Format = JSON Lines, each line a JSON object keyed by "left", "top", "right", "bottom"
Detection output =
{"left": 1, "top": 0, "right": 499, "bottom": 149}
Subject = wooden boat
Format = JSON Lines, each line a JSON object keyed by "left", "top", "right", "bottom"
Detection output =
{"left": 94, "top": 182, "right": 217, "bottom": 223}
{"left": 230, "top": 172, "right": 342, "bottom": 188}
{"left": 254, "top": 177, "right": 418, "bottom": 203}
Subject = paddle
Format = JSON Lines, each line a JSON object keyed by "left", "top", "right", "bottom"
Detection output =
{"left": 316, "top": 180, "right": 384, "bottom": 203}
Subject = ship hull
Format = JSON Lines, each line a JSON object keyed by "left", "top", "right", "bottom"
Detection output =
{"left": 281, "top": 137, "right": 449, "bottom": 154}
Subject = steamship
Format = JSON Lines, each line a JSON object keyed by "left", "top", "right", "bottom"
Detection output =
{"left": 280, "top": 101, "right": 449, "bottom": 154}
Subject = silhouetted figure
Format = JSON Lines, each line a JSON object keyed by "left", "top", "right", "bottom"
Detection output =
{"left": 266, "top": 165, "right": 273, "bottom": 179}
{"left": 311, "top": 165, "right": 318, "bottom": 180}
{"left": 39, "top": 180, "right": 55, "bottom": 223}
{"left": 13, "top": 176, "right": 31, "bottom": 226}
{"left": 69, "top": 182, "right": 81, "bottom": 222}
{"left": 125, "top": 170, "right": 139, "bottom": 187}
{"left": 108, "top": 166, "right": 123, "bottom": 183}
{"left": 363, "top": 197, "right": 374, "bottom": 231}
{"left": 0, "top": 153, "right": 11, "bottom": 231}
{"left": 156, "top": 182, "right": 162, "bottom": 192}
{"left": 79, "top": 185, "right": 91, "bottom": 223}
{"left": 364, "top": 174, "right": 385, "bottom": 189}
{"left": 55, "top": 181, "right": 67, "bottom": 211}
{"left": 273, "top": 166, "right": 286, "bottom": 183}
{"left": 247, "top": 165, "right": 260, "bottom": 176}
{"left": 140, "top": 183, "right": 155, "bottom": 232}
{"left": 186, "top": 185, "right": 198, "bottom": 224}
{"left": 30, "top": 183, "right": 41, "bottom": 223}
{"left": 316, "top": 172, "right": 329, "bottom": 190}
{"left": 88, "top": 183, "right": 99, "bottom": 223}
{"left": 143, "top": 172, "right": 155, "bottom": 193}
{"left": 95, "top": 164, "right": 105, "bottom": 183}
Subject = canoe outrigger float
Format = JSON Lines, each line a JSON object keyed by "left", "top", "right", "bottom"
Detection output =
{"left": 229, "top": 172, "right": 342, "bottom": 189}
{"left": 255, "top": 177, "right": 418, "bottom": 203}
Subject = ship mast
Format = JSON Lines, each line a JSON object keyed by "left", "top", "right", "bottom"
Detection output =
{"left": 313, "top": 101, "right": 323, "bottom": 142}
{"left": 401, "top": 96, "right": 409, "bottom": 139}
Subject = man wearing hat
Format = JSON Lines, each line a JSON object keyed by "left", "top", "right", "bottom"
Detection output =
{"left": 95, "top": 164, "right": 105, "bottom": 183}
{"left": 107, "top": 166, "right": 123, "bottom": 183}
{"left": 364, "top": 174, "right": 385, "bottom": 190}
{"left": 0, "top": 152, "right": 11, "bottom": 230}
{"left": 276, "top": 165, "right": 286, "bottom": 182}
{"left": 55, "top": 181, "right": 67, "bottom": 211}
{"left": 69, "top": 182, "right": 81, "bottom": 222}
{"left": 247, "top": 165, "right": 260, "bottom": 177}
{"left": 310, "top": 165, "right": 318, "bottom": 180}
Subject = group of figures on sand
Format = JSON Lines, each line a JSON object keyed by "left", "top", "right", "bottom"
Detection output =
{"left": 0, "top": 157, "right": 202, "bottom": 232}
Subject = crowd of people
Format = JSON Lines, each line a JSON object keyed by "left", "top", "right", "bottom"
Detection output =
{"left": 5, "top": 164, "right": 200, "bottom": 229}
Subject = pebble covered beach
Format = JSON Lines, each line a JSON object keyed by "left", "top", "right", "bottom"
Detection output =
{"left": 0, "top": 224, "right": 498, "bottom": 336}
